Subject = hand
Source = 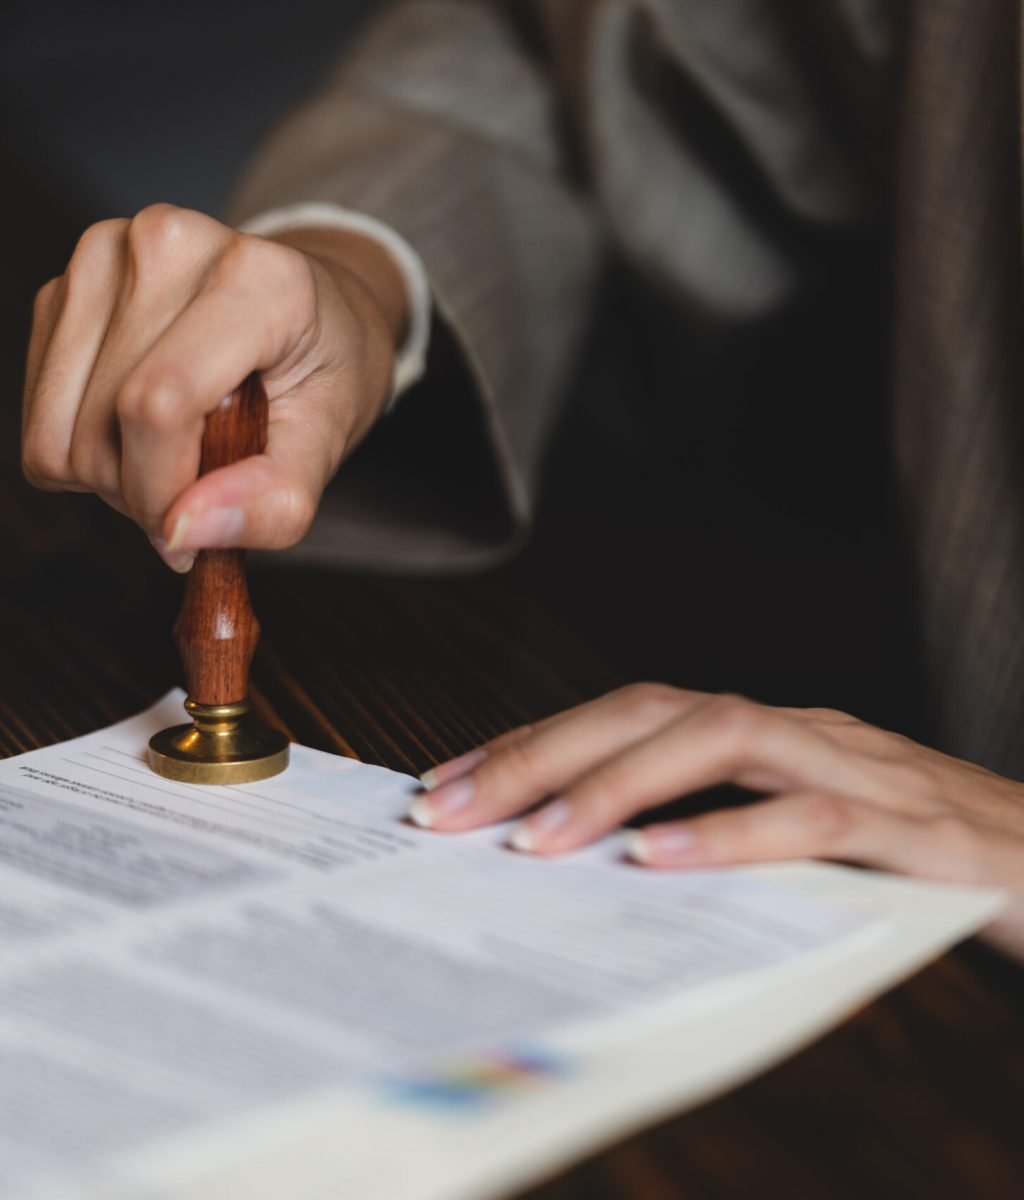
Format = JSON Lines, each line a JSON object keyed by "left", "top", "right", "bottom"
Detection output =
{"left": 409, "top": 684, "right": 1024, "bottom": 959}
{"left": 22, "top": 205, "right": 407, "bottom": 571}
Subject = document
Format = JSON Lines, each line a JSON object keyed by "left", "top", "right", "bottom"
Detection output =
{"left": 0, "top": 693, "right": 1002, "bottom": 1200}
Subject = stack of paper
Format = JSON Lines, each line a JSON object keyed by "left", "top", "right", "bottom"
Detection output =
{"left": 0, "top": 693, "right": 1000, "bottom": 1200}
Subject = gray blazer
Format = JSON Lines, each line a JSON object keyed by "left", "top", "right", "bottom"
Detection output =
{"left": 229, "top": 0, "right": 1024, "bottom": 779}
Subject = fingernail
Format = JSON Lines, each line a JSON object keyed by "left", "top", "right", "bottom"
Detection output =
{"left": 626, "top": 826, "right": 696, "bottom": 865}
{"left": 167, "top": 506, "right": 245, "bottom": 552}
{"left": 508, "top": 797, "right": 572, "bottom": 854}
{"left": 420, "top": 748, "right": 487, "bottom": 791}
{"left": 150, "top": 536, "right": 195, "bottom": 574}
{"left": 165, "top": 514, "right": 189, "bottom": 552}
{"left": 166, "top": 551, "right": 196, "bottom": 574}
{"left": 406, "top": 776, "right": 475, "bottom": 829}
{"left": 406, "top": 798, "right": 435, "bottom": 828}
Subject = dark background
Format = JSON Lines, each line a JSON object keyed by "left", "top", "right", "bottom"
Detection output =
{"left": 0, "top": 1, "right": 381, "bottom": 284}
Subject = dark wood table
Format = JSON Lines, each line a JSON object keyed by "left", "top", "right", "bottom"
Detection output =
{"left": 3, "top": 468, "right": 1024, "bottom": 1200}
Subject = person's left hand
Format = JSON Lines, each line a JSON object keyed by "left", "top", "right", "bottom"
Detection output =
{"left": 408, "top": 684, "right": 1024, "bottom": 959}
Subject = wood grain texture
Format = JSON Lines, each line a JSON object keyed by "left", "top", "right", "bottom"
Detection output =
{"left": 176, "top": 375, "right": 266, "bottom": 705}
{"left": 1, "top": 411, "right": 1023, "bottom": 1199}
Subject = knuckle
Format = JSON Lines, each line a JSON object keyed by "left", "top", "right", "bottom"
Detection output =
{"left": 265, "top": 481, "right": 317, "bottom": 547}
{"left": 489, "top": 734, "right": 545, "bottom": 789}
{"left": 805, "top": 706, "right": 853, "bottom": 724}
{"left": 116, "top": 372, "right": 187, "bottom": 432}
{"left": 218, "top": 233, "right": 277, "bottom": 277}
{"left": 130, "top": 202, "right": 186, "bottom": 244}
{"left": 127, "top": 204, "right": 203, "bottom": 274}
{"left": 217, "top": 236, "right": 314, "bottom": 305}
{"left": 488, "top": 723, "right": 537, "bottom": 753}
{"left": 706, "top": 694, "right": 764, "bottom": 741}
{"left": 213, "top": 232, "right": 263, "bottom": 280}
{"left": 616, "top": 682, "right": 684, "bottom": 723}
{"left": 65, "top": 222, "right": 127, "bottom": 303}
{"left": 68, "top": 219, "right": 126, "bottom": 279}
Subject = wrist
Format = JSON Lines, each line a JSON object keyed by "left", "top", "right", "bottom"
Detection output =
{"left": 265, "top": 226, "right": 410, "bottom": 350}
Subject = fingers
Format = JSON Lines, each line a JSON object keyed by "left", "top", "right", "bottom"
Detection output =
{"left": 409, "top": 686, "right": 956, "bottom": 859}
{"left": 22, "top": 221, "right": 128, "bottom": 492}
{"left": 117, "top": 237, "right": 322, "bottom": 536}
{"left": 23, "top": 277, "right": 64, "bottom": 427}
{"left": 625, "top": 791, "right": 998, "bottom": 887}
{"left": 407, "top": 682, "right": 1024, "bottom": 956}
{"left": 412, "top": 712, "right": 600, "bottom": 796}
{"left": 407, "top": 684, "right": 707, "bottom": 832}
{"left": 506, "top": 696, "right": 859, "bottom": 855}
{"left": 22, "top": 205, "right": 399, "bottom": 566}
{"left": 627, "top": 792, "right": 896, "bottom": 868}
{"left": 22, "top": 207, "right": 336, "bottom": 556}
{"left": 413, "top": 722, "right": 590, "bottom": 811}
{"left": 70, "top": 211, "right": 220, "bottom": 503}
{"left": 160, "top": 408, "right": 335, "bottom": 551}
{"left": 23, "top": 208, "right": 214, "bottom": 505}
{"left": 485, "top": 694, "right": 939, "bottom": 855}
{"left": 418, "top": 685, "right": 708, "bottom": 792}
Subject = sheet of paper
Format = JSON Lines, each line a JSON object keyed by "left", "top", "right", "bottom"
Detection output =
{"left": 0, "top": 693, "right": 1003, "bottom": 1200}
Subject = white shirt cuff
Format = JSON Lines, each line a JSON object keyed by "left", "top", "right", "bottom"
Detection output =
{"left": 238, "top": 202, "right": 432, "bottom": 403}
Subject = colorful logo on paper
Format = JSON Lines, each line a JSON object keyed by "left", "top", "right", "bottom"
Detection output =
{"left": 379, "top": 1046, "right": 567, "bottom": 1111}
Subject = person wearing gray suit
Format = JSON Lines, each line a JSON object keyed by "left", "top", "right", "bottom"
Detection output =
{"left": 20, "top": 1, "right": 1024, "bottom": 955}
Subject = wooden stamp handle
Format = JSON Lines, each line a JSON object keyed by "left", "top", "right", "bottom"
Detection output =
{"left": 174, "top": 375, "right": 267, "bottom": 706}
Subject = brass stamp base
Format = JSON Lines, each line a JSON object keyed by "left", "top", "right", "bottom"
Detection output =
{"left": 148, "top": 699, "right": 290, "bottom": 785}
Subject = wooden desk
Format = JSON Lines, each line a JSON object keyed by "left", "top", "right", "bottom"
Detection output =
{"left": 2, "top": 480, "right": 1024, "bottom": 1200}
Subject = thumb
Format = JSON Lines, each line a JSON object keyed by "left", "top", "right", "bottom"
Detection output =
{"left": 161, "top": 415, "right": 333, "bottom": 554}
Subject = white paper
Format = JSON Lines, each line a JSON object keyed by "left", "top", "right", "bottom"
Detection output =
{"left": 0, "top": 693, "right": 1003, "bottom": 1200}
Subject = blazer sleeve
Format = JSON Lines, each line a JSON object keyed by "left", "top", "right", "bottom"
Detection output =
{"left": 227, "top": 0, "right": 603, "bottom": 571}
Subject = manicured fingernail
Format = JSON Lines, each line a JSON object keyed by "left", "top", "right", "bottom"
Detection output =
{"left": 406, "top": 798, "right": 434, "bottom": 828}
{"left": 167, "top": 506, "right": 245, "bottom": 552}
{"left": 150, "top": 537, "right": 195, "bottom": 574}
{"left": 626, "top": 826, "right": 696, "bottom": 865}
{"left": 406, "top": 776, "right": 475, "bottom": 829}
{"left": 420, "top": 748, "right": 487, "bottom": 791}
{"left": 508, "top": 797, "right": 572, "bottom": 854}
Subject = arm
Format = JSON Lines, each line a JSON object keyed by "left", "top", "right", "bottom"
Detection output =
{"left": 227, "top": 0, "right": 602, "bottom": 568}
{"left": 410, "top": 685, "right": 1024, "bottom": 962}
{"left": 22, "top": 1, "right": 600, "bottom": 571}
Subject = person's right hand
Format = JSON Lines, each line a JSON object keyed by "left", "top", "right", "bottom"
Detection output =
{"left": 22, "top": 204, "right": 408, "bottom": 571}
